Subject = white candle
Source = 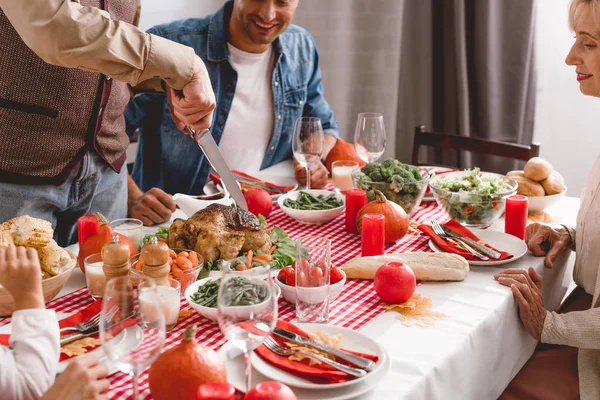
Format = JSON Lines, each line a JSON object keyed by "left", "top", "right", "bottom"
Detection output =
{"left": 139, "top": 286, "right": 180, "bottom": 331}
{"left": 85, "top": 262, "right": 106, "bottom": 299}
{"left": 333, "top": 165, "right": 357, "bottom": 193}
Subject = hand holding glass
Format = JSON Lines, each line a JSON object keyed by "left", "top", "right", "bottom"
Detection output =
{"left": 292, "top": 117, "right": 325, "bottom": 190}
{"left": 354, "top": 113, "right": 386, "bottom": 163}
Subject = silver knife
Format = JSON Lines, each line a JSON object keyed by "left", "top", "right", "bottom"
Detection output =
{"left": 60, "top": 330, "right": 97, "bottom": 346}
{"left": 233, "top": 176, "right": 287, "bottom": 194}
{"left": 441, "top": 225, "right": 502, "bottom": 259}
{"left": 186, "top": 127, "right": 248, "bottom": 210}
{"left": 273, "top": 327, "right": 376, "bottom": 371}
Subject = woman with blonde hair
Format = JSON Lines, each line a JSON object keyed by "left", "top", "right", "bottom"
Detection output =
{"left": 495, "top": 1, "right": 600, "bottom": 398}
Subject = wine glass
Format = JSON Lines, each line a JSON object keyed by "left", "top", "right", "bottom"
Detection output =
{"left": 100, "top": 275, "right": 165, "bottom": 399}
{"left": 354, "top": 112, "right": 387, "bottom": 163}
{"left": 292, "top": 117, "right": 325, "bottom": 190}
{"left": 217, "top": 264, "right": 278, "bottom": 391}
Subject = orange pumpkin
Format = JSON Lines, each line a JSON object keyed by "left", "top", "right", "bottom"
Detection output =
{"left": 148, "top": 324, "right": 227, "bottom": 400}
{"left": 356, "top": 190, "right": 409, "bottom": 243}
{"left": 324, "top": 138, "right": 367, "bottom": 172}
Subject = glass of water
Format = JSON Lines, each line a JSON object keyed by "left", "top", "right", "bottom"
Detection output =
{"left": 295, "top": 237, "right": 330, "bottom": 323}
{"left": 110, "top": 218, "right": 143, "bottom": 251}
{"left": 292, "top": 117, "right": 325, "bottom": 190}
{"left": 354, "top": 112, "right": 386, "bottom": 163}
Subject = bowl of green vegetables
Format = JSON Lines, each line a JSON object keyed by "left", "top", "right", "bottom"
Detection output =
{"left": 430, "top": 169, "right": 517, "bottom": 228}
{"left": 277, "top": 190, "right": 345, "bottom": 225}
{"left": 184, "top": 276, "right": 281, "bottom": 322}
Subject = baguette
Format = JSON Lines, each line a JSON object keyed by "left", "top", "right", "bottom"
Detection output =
{"left": 342, "top": 252, "right": 469, "bottom": 281}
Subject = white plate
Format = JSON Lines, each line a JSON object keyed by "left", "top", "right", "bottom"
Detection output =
{"left": 0, "top": 312, "right": 143, "bottom": 375}
{"left": 204, "top": 174, "right": 298, "bottom": 201}
{"left": 250, "top": 323, "right": 388, "bottom": 390}
{"left": 428, "top": 228, "right": 528, "bottom": 266}
{"left": 219, "top": 330, "right": 390, "bottom": 400}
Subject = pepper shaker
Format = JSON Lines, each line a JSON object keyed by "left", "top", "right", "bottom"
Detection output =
{"left": 102, "top": 234, "right": 131, "bottom": 281}
{"left": 140, "top": 237, "right": 170, "bottom": 286}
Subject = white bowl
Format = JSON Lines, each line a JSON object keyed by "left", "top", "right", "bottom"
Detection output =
{"left": 274, "top": 270, "right": 346, "bottom": 305}
{"left": 277, "top": 190, "right": 345, "bottom": 225}
{"left": 527, "top": 188, "right": 567, "bottom": 214}
{"left": 185, "top": 276, "right": 281, "bottom": 322}
{"left": 172, "top": 192, "right": 234, "bottom": 218}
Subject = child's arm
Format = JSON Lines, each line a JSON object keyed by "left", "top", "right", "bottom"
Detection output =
{"left": 0, "top": 247, "right": 60, "bottom": 400}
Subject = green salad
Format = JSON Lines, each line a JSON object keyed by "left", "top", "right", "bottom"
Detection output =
{"left": 356, "top": 159, "right": 425, "bottom": 214}
{"left": 432, "top": 168, "right": 515, "bottom": 226}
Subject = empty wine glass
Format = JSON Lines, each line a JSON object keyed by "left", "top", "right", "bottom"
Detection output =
{"left": 100, "top": 275, "right": 165, "bottom": 399}
{"left": 217, "top": 264, "right": 278, "bottom": 391}
{"left": 292, "top": 117, "right": 325, "bottom": 190}
{"left": 354, "top": 112, "right": 387, "bottom": 163}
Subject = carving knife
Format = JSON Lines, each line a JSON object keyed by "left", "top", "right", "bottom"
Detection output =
{"left": 185, "top": 127, "right": 248, "bottom": 210}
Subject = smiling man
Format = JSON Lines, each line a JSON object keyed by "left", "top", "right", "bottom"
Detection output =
{"left": 125, "top": 0, "right": 339, "bottom": 225}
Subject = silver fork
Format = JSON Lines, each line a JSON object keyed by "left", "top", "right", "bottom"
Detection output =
{"left": 59, "top": 311, "right": 102, "bottom": 333}
{"left": 262, "top": 337, "right": 367, "bottom": 378}
{"left": 430, "top": 220, "right": 489, "bottom": 261}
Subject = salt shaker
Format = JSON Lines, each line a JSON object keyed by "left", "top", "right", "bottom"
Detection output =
{"left": 140, "top": 237, "right": 170, "bottom": 286}
{"left": 101, "top": 234, "right": 131, "bottom": 281}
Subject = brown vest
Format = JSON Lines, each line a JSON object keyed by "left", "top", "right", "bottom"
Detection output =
{"left": 0, "top": 0, "right": 139, "bottom": 185}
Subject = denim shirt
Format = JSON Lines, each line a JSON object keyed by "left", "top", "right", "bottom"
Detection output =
{"left": 125, "top": 0, "right": 339, "bottom": 195}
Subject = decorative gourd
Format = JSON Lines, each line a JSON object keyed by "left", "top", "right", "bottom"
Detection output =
{"left": 356, "top": 190, "right": 409, "bottom": 243}
{"left": 149, "top": 324, "right": 227, "bottom": 400}
{"left": 77, "top": 213, "right": 136, "bottom": 273}
{"left": 324, "top": 138, "right": 366, "bottom": 172}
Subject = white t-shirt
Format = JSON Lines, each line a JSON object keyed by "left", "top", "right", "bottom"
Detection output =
{"left": 218, "top": 43, "right": 275, "bottom": 175}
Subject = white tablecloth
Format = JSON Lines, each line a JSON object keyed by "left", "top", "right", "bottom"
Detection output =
{"left": 61, "top": 197, "right": 580, "bottom": 400}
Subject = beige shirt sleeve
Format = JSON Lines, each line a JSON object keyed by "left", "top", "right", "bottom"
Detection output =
{"left": 0, "top": 0, "right": 196, "bottom": 90}
{"left": 542, "top": 308, "right": 600, "bottom": 349}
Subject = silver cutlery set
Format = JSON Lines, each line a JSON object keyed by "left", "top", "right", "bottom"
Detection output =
{"left": 429, "top": 219, "right": 501, "bottom": 261}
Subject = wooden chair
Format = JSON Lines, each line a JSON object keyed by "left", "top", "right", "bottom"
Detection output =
{"left": 411, "top": 125, "right": 540, "bottom": 168}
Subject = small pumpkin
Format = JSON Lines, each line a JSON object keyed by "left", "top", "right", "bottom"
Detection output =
{"left": 324, "top": 138, "right": 366, "bottom": 172}
{"left": 149, "top": 324, "right": 227, "bottom": 400}
{"left": 356, "top": 190, "right": 409, "bottom": 243}
{"left": 77, "top": 213, "right": 136, "bottom": 272}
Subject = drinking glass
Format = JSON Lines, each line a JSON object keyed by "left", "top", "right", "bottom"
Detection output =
{"left": 354, "top": 112, "right": 387, "bottom": 163}
{"left": 84, "top": 253, "right": 105, "bottom": 300}
{"left": 217, "top": 264, "right": 277, "bottom": 391}
{"left": 332, "top": 160, "right": 359, "bottom": 194}
{"left": 110, "top": 218, "right": 143, "bottom": 251}
{"left": 292, "top": 117, "right": 325, "bottom": 190}
{"left": 100, "top": 275, "right": 165, "bottom": 400}
{"left": 139, "top": 278, "right": 181, "bottom": 332}
{"left": 295, "top": 237, "right": 330, "bottom": 323}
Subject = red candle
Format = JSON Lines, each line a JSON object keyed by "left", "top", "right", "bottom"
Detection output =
{"left": 361, "top": 213, "right": 385, "bottom": 256}
{"left": 505, "top": 195, "right": 528, "bottom": 240}
{"left": 345, "top": 189, "right": 367, "bottom": 233}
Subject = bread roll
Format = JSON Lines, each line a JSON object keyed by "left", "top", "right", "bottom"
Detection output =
{"left": 341, "top": 252, "right": 469, "bottom": 281}
{"left": 513, "top": 176, "right": 545, "bottom": 197}
{"left": 524, "top": 157, "right": 553, "bottom": 181}
{"left": 506, "top": 170, "right": 525, "bottom": 178}
{"left": 541, "top": 170, "right": 566, "bottom": 195}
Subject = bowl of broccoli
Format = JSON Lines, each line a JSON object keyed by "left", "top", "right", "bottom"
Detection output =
{"left": 355, "top": 159, "right": 430, "bottom": 217}
{"left": 430, "top": 169, "right": 517, "bottom": 228}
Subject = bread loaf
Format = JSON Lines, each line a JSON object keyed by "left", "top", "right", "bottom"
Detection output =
{"left": 513, "top": 176, "right": 545, "bottom": 197}
{"left": 341, "top": 252, "right": 469, "bottom": 281}
{"left": 541, "top": 170, "right": 566, "bottom": 195}
{"left": 524, "top": 157, "right": 553, "bottom": 182}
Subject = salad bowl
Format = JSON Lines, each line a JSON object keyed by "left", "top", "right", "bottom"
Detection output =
{"left": 430, "top": 169, "right": 517, "bottom": 228}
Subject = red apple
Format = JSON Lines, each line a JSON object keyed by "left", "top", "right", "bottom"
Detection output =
{"left": 244, "top": 381, "right": 296, "bottom": 400}
{"left": 373, "top": 262, "right": 416, "bottom": 304}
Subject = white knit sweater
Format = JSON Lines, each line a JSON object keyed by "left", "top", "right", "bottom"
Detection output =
{"left": 541, "top": 155, "right": 600, "bottom": 400}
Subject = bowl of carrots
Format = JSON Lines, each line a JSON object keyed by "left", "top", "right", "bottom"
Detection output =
{"left": 130, "top": 248, "right": 204, "bottom": 294}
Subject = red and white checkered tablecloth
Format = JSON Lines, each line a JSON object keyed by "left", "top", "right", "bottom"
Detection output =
{"left": 5, "top": 198, "right": 449, "bottom": 399}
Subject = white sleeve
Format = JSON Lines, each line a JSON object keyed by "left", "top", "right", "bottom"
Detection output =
{"left": 0, "top": 309, "right": 60, "bottom": 400}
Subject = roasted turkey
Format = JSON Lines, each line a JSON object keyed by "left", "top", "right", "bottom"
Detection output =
{"left": 168, "top": 204, "right": 272, "bottom": 262}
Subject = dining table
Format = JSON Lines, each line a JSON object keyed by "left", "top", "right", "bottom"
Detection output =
{"left": 34, "top": 193, "right": 580, "bottom": 400}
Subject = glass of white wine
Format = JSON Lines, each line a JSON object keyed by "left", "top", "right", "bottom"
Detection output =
{"left": 292, "top": 117, "right": 325, "bottom": 190}
{"left": 354, "top": 112, "right": 387, "bottom": 163}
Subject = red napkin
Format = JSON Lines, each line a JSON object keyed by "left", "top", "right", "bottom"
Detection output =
{"left": 255, "top": 320, "right": 379, "bottom": 384}
{"left": 209, "top": 171, "right": 295, "bottom": 195}
{"left": 418, "top": 219, "right": 513, "bottom": 261}
{"left": 0, "top": 301, "right": 136, "bottom": 362}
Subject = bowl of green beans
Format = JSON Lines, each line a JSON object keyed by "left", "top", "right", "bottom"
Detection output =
{"left": 277, "top": 190, "right": 345, "bottom": 225}
{"left": 184, "top": 276, "right": 281, "bottom": 322}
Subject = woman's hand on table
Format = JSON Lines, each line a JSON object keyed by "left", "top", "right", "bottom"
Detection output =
{"left": 494, "top": 267, "right": 546, "bottom": 341}
{"left": 525, "top": 223, "right": 571, "bottom": 268}
{"left": 294, "top": 160, "right": 328, "bottom": 189}
{"left": 41, "top": 356, "right": 109, "bottom": 400}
